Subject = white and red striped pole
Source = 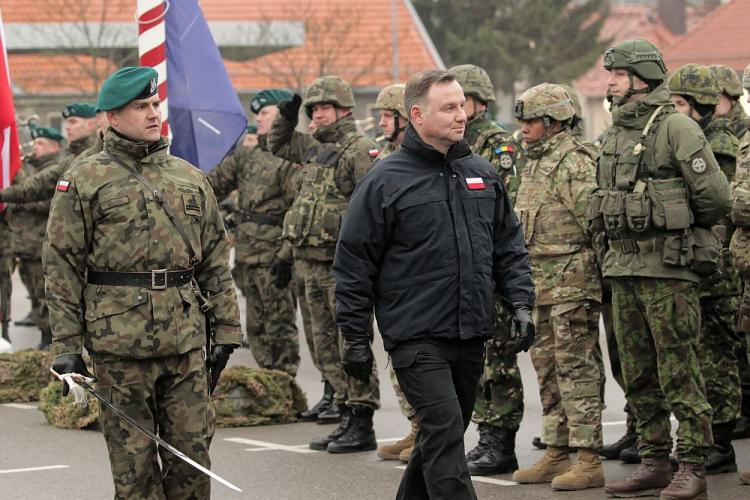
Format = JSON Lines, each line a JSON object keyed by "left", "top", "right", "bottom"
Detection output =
{"left": 136, "top": 0, "right": 169, "bottom": 138}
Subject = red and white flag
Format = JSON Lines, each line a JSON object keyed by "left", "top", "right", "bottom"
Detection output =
{"left": 0, "top": 8, "right": 21, "bottom": 213}
{"left": 466, "top": 177, "right": 485, "bottom": 190}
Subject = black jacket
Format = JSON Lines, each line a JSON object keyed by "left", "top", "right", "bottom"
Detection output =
{"left": 333, "top": 124, "right": 534, "bottom": 350}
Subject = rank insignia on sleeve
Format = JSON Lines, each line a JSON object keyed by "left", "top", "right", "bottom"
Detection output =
{"left": 56, "top": 179, "right": 71, "bottom": 192}
{"left": 691, "top": 157, "right": 707, "bottom": 174}
{"left": 466, "top": 177, "right": 486, "bottom": 190}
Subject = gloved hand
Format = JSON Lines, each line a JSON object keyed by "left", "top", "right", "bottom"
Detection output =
{"left": 278, "top": 94, "right": 302, "bottom": 121}
{"left": 52, "top": 354, "right": 93, "bottom": 397}
{"left": 508, "top": 304, "right": 535, "bottom": 353}
{"left": 269, "top": 257, "right": 293, "bottom": 288}
{"left": 341, "top": 331, "right": 373, "bottom": 383}
{"left": 207, "top": 344, "right": 235, "bottom": 394}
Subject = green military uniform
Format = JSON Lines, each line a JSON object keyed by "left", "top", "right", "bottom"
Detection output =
{"left": 208, "top": 91, "right": 301, "bottom": 376}
{"left": 44, "top": 67, "right": 241, "bottom": 499}
{"left": 0, "top": 210, "right": 12, "bottom": 342}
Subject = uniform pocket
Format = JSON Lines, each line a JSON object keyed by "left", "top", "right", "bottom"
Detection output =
{"left": 601, "top": 191, "right": 627, "bottom": 232}
{"left": 625, "top": 192, "right": 650, "bottom": 233}
{"left": 586, "top": 190, "right": 605, "bottom": 233}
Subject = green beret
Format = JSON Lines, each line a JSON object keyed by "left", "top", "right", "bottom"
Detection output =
{"left": 250, "top": 89, "right": 293, "bottom": 114}
{"left": 31, "top": 126, "right": 64, "bottom": 143}
{"left": 97, "top": 66, "right": 159, "bottom": 112}
{"left": 62, "top": 102, "right": 97, "bottom": 119}
{"left": 246, "top": 124, "right": 258, "bottom": 134}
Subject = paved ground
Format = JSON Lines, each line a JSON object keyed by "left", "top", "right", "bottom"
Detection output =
{"left": 1, "top": 268, "right": 749, "bottom": 499}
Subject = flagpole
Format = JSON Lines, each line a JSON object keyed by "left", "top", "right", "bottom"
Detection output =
{"left": 0, "top": 6, "right": 22, "bottom": 214}
{"left": 136, "top": 0, "right": 169, "bottom": 139}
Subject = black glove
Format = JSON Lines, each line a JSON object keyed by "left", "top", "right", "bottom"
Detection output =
{"left": 207, "top": 344, "right": 235, "bottom": 394}
{"left": 269, "top": 257, "right": 292, "bottom": 289}
{"left": 508, "top": 304, "right": 535, "bottom": 353}
{"left": 341, "top": 331, "right": 373, "bottom": 383}
{"left": 52, "top": 354, "right": 93, "bottom": 397}
{"left": 278, "top": 94, "right": 302, "bottom": 121}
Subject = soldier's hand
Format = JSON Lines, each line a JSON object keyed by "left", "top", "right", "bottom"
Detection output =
{"left": 269, "top": 257, "right": 292, "bottom": 288}
{"left": 341, "top": 331, "right": 373, "bottom": 383}
{"left": 278, "top": 94, "right": 302, "bottom": 121}
{"left": 508, "top": 304, "right": 535, "bottom": 353}
{"left": 52, "top": 354, "right": 92, "bottom": 397}
{"left": 207, "top": 344, "right": 235, "bottom": 394}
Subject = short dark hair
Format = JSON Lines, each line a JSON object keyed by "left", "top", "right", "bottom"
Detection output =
{"left": 404, "top": 70, "right": 456, "bottom": 115}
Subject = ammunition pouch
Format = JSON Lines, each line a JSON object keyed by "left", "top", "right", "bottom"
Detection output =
{"left": 625, "top": 191, "right": 650, "bottom": 233}
{"left": 690, "top": 227, "right": 720, "bottom": 277}
{"left": 647, "top": 178, "right": 693, "bottom": 230}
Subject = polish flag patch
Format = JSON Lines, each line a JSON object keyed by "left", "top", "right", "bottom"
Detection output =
{"left": 56, "top": 179, "right": 71, "bottom": 192}
{"left": 466, "top": 177, "right": 485, "bottom": 190}
{"left": 368, "top": 148, "right": 379, "bottom": 158}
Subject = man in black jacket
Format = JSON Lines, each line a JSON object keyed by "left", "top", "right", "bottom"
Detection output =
{"left": 333, "top": 69, "right": 535, "bottom": 500}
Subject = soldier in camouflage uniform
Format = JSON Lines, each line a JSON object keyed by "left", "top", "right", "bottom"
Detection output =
{"left": 591, "top": 40, "right": 732, "bottom": 500}
{"left": 208, "top": 89, "right": 300, "bottom": 377}
{"left": 46, "top": 67, "right": 242, "bottom": 500}
{"left": 268, "top": 75, "right": 380, "bottom": 453}
{"left": 710, "top": 65, "right": 750, "bottom": 142}
{"left": 0, "top": 206, "right": 12, "bottom": 343}
{"left": 509, "top": 83, "right": 604, "bottom": 491}
{"left": 449, "top": 63, "right": 526, "bottom": 476}
{"left": 669, "top": 63, "right": 743, "bottom": 476}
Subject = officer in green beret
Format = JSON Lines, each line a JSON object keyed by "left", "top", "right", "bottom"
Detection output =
{"left": 45, "top": 66, "right": 242, "bottom": 499}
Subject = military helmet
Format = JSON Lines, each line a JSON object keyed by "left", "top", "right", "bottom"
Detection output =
{"left": 743, "top": 63, "right": 750, "bottom": 89}
{"left": 449, "top": 64, "right": 495, "bottom": 103}
{"left": 373, "top": 83, "right": 407, "bottom": 119}
{"left": 709, "top": 64, "right": 744, "bottom": 98}
{"left": 667, "top": 63, "right": 720, "bottom": 106}
{"left": 303, "top": 75, "right": 355, "bottom": 111}
{"left": 559, "top": 84, "right": 583, "bottom": 119}
{"left": 515, "top": 83, "right": 575, "bottom": 122}
{"left": 603, "top": 39, "right": 668, "bottom": 82}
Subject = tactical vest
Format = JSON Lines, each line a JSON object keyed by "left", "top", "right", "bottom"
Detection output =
{"left": 282, "top": 132, "right": 360, "bottom": 250}
{"left": 515, "top": 134, "right": 591, "bottom": 257}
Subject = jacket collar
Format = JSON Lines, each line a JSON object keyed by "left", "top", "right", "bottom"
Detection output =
{"left": 400, "top": 123, "right": 472, "bottom": 164}
{"left": 312, "top": 115, "right": 357, "bottom": 143}
{"left": 104, "top": 127, "right": 169, "bottom": 163}
{"left": 611, "top": 84, "right": 673, "bottom": 129}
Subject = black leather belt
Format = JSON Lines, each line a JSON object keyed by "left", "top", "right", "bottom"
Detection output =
{"left": 241, "top": 211, "right": 282, "bottom": 226}
{"left": 87, "top": 268, "right": 194, "bottom": 289}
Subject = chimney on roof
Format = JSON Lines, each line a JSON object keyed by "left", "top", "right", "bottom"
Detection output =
{"left": 658, "top": 0, "right": 687, "bottom": 35}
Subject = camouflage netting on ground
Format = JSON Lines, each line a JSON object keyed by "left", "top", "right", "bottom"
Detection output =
{"left": 212, "top": 366, "right": 307, "bottom": 427}
{"left": 0, "top": 349, "right": 54, "bottom": 403}
{"left": 38, "top": 380, "right": 100, "bottom": 429}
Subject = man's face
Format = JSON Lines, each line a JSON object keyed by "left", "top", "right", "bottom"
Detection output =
{"left": 64, "top": 116, "right": 97, "bottom": 142}
{"left": 520, "top": 118, "right": 546, "bottom": 144}
{"left": 670, "top": 94, "right": 700, "bottom": 121}
{"left": 412, "top": 80, "right": 467, "bottom": 152}
{"left": 607, "top": 69, "right": 648, "bottom": 100}
{"left": 311, "top": 103, "right": 348, "bottom": 128}
{"left": 107, "top": 94, "right": 162, "bottom": 142}
{"left": 379, "top": 109, "right": 397, "bottom": 138}
{"left": 255, "top": 105, "right": 278, "bottom": 135}
{"left": 32, "top": 137, "right": 60, "bottom": 158}
{"left": 464, "top": 95, "right": 486, "bottom": 119}
{"left": 714, "top": 93, "right": 733, "bottom": 117}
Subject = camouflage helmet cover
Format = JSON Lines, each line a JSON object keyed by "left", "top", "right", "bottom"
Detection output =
{"left": 515, "top": 83, "right": 575, "bottom": 122}
{"left": 603, "top": 39, "right": 668, "bottom": 82}
{"left": 743, "top": 63, "right": 750, "bottom": 89}
{"left": 373, "top": 83, "right": 407, "bottom": 119}
{"left": 449, "top": 64, "right": 495, "bottom": 103}
{"left": 709, "top": 64, "right": 744, "bottom": 98}
{"left": 303, "top": 75, "right": 356, "bottom": 111}
{"left": 559, "top": 84, "right": 583, "bottom": 119}
{"left": 668, "top": 63, "right": 720, "bottom": 106}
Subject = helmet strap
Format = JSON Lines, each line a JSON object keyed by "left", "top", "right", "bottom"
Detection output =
{"left": 386, "top": 114, "right": 406, "bottom": 142}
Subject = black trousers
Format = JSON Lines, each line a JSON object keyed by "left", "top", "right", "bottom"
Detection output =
{"left": 390, "top": 337, "right": 485, "bottom": 500}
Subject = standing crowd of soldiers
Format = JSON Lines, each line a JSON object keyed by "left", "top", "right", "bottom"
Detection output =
{"left": 2, "top": 36, "right": 750, "bottom": 500}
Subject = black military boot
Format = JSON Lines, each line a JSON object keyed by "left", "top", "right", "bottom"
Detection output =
{"left": 467, "top": 426, "right": 518, "bottom": 475}
{"left": 706, "top": 421, "right": 738, "bottom": 475}
{"left": 37, "top": 328, "right": 52, "bottom": 351}
{"left": 466, "top": 423, "right": 491, "bottom": 462}
{"left": 732, "top": 415, "right": 750, "bottom": 440}
{"left": 298, "top": 381, "right": 334, "bottom": 422}
{"left": 14, "top": 312, "right": 35, "bottom": 327}
{"left": 619, "top": 442, "right": 641, "bottom": 464}
{"left": 600, "top": 430, "right": 637, "bottom": 460}
{"left": 1, "top": 323, "right": 9, "bottom": 342}
{"left": 309, "top": 405, "right": 351, "bottom": 450}
{"left": 327, "top": 405, "right": 377, "bottom": 453}
{"left": 316, "top": 397, "right": 342, "bottom": 424}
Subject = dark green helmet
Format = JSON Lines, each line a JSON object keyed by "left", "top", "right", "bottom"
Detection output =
{"left": 709, "top": 64, "right": 743, "bottom": 98}
{"left": 668, "top": 63, "right": 720, "bottom": 106}
{"left": 449, "top": 64, "right": 495, "bottom": 103}
{"left": 303, "top": 75, "right": 355, "bottom": 111}
{"left": 603, "top": 39, "right": 668, "bottom": 82}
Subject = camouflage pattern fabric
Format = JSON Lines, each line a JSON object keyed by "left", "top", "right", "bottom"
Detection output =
{"left": 0, "top": 350, "right": 53, "bottom": 403}
{"left": 39, "top": 379, "right": 100, "bottom": 429}
{"left": 389, "top": 364, "right": 415, "bottom": 420}
{"left": 212, "top": 366, "right": 307, "bottom": 427}
{"left": 93, "top": 350, "right": 213, "bottom": 500}
{"left": 725, "top": 102, "right": 750, "bottom": 142}
{"left": 464, "top": 114, "right": 523, "bottom": 201}
{"left": 450, "top": 64, "right": 496, "bottom": 103}
{"left": 667, "top": 63, "right": 721, "bottom": 106}
{"left": 17, "top": 260, "right": 48, "bottom": 333}
{"left": 302, "top": 75, "right": 356, "bottom": 112}
{"left": 294, "top": 267, "right": 319, "bottom": 374}
{"left": 612, "top": 277, "right": 712, "bottom": 463}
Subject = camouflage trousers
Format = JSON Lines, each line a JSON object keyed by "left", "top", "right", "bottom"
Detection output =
{"left": 294, "top": 265, "right": 319, "bottom": 376}
{"left": 612, "top": 277, "right": 713, "bottom": 463}
{"left": 235, "top": 263, "right": 299, "bottom": 376}
{"left": 92, "top": 349, "right": 214, "bottom": 500}
{"left": 389, "top": 364, "right": 416, "bottom": 419}
{"left": 530, "top": 301, "right": 604, "bottom": 449}
{"left": 735, "top": 283, "right": 750, "bottom": 417}
{"left": 293, "top": 258, "right": 380, "bottom": 409}
{"left": 602, "top": 282, "right": 636, "bottom": 434}
{"left": 698, "top": 294, "right": 741, "bottom": 425}
{"left": 0, "top": 256, "right": 11, "bottom": 339}
{"left": 18, "top": 258, "right": 48, "bottom": 332}
{"left": 472, "top": 300, "right": 524, "bottom": 431}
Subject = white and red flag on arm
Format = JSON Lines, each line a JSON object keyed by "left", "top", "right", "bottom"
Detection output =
{"left": 0, "top": 7, "right": 21, "bottom": 213}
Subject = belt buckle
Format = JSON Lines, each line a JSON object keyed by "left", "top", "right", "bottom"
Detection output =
{"left": 151, "top": 269, "right": 168, "bottom": 290}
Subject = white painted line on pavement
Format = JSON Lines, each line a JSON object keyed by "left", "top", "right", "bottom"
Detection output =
{"left": 224, "top": 437, "right": 317, "bottom": 454}
{"left": 0, "top": 465, "right": 69, "bottom": 475}
{"left": 2, "top": 403, "right": 37, "bottom": 410}
{"left": 602, "top": 420, "right": 627, "bottom": 427}
{"left": 394, "top": 466, "right": 517, "bottom": 486}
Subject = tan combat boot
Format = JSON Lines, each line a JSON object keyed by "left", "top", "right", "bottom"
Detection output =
{"left": 398, "top": 445, "right": 413, "bottom": 463}
{"left": 512, "top": 446, "right": 572, "bottom": 484}
{"left": 378, "top": 420, "right": 418, "bottom": 460}
{"left": 740, "top": 470, "right": 750, "bottom": 485}
{"left": 604, "top": 456, "right": 672, "bottom": 497}
{"left": 551, "top": 448, "right": 605, "bottom": 490}
{"left": 659, "top": 462, "right": 707, "bottom": 500}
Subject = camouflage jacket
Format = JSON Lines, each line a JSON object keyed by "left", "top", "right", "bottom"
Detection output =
{"left": 515, "top": 131, "right": 601, "bottom": 306}
{"left": 43, "top": 129, "right": 242, "bottom": 360}
{"left": 267, "top": 114, "right": 377, "bottom": 261}
{"left": 8, "top": 153, "right": 59, "bottom": 260}
{"left": 726, "top": 101, "right": 750, "bottom": 142}
{"left": 208, "top": 135, "right": 300, "bottom": 266}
